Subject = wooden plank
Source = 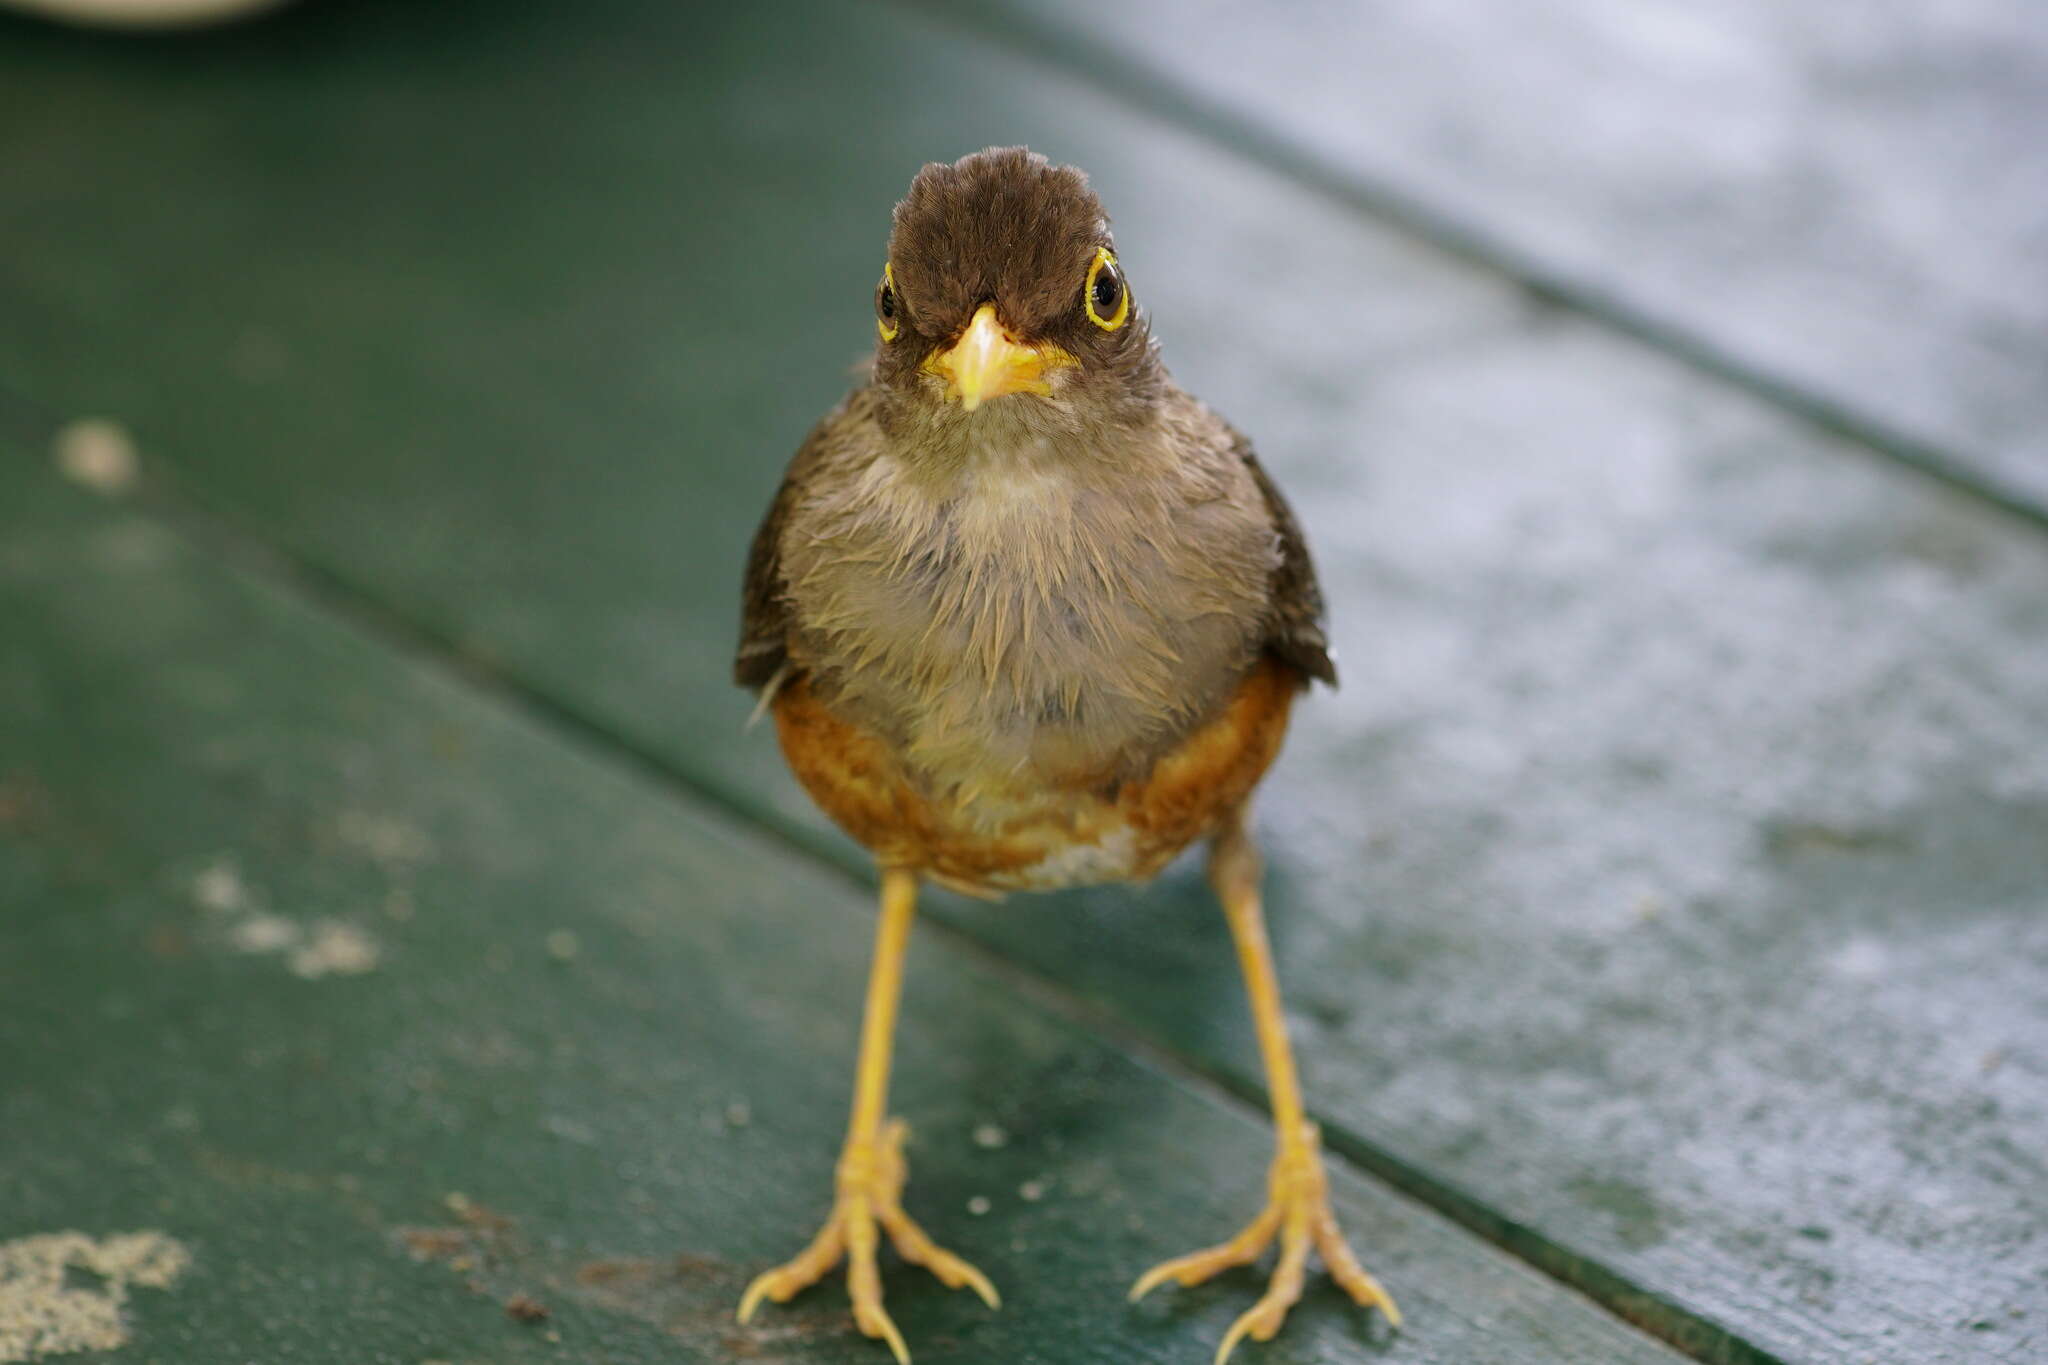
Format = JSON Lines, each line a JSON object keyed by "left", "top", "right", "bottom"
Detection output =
{"left": 1, "top": 3, "right": 2045, "bottom": 1363}
{"left": 0, "top": 453, "right": 1689, "bottom": 1362}
{"left": 945, "top": 0, "right": 2048, "bottom": 518}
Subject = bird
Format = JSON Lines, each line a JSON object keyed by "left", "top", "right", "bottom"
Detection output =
{"left": 732, "top": 146, "right": 1399, "bottom": 1365}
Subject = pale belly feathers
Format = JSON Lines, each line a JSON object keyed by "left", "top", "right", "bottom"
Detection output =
{"left": 778, "top": 423, "right": 1278, "bottom": 884}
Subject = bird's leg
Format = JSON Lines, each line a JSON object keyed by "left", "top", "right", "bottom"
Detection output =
{"left": 1130, "top": 814, "right": 1399, "bottom": 1364}
{"left": 737, "top": 867, "right": 998, "bottom": 1364}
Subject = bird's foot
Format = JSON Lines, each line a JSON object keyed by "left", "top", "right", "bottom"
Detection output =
{"left": 736, "top": 1118, "right": 999, "bottom": 1364}
{"left": 1129, "top": 1121, "right": 1399, "bottom": 1365}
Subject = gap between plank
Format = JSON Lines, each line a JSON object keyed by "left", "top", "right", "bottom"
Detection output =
{"left": 891, "top": 0, "right": 2048, "bottom": 542}
{"left": 0, "top": 403, "right": 1782, "bottom": 1364}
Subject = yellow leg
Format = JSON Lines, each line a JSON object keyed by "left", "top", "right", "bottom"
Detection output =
{"left": 1130, "top": 816, "right": 1400, "bottom": 1363}
{"left": 736, "top": 868, "right": 999, "bottom": 1364}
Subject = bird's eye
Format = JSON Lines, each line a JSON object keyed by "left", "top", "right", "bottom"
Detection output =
{"left": 1083, "top": 247, "right": 1128, "bottom": 331}
{"left": 876, "top": 263, "right": 900, "bottom": 342}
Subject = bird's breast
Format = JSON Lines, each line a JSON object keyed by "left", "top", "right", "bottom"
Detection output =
{"left": 782, "top": 443, "right": 1275, "bottom": 801}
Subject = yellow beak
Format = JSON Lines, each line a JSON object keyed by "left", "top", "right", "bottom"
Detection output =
{"left": 924, "top": 304, "right": 1074, "bottom": 411}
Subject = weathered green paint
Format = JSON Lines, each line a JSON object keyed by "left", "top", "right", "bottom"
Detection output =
{"left": 0, "top": 456, "right": 1693, "bottom": 1361}
{"left": 1, "top": 3, "right": 2044, "bottom": 1364}
{"left": 953, "top": 0, "right": 2048, "bottom": 519}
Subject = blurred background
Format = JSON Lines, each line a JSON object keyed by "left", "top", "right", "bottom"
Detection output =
{"left": 2, "top": 3, "right": 2044, "bottom": 1364}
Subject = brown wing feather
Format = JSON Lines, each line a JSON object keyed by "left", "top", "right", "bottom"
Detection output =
{"left": 734, "top": 482, "right": 794, "bottom": 689}
{"left": 1233, "top": 432, "right": 1337, "bottom": 687}
{"left": 734, "top": 399, "right": 848, "bottom": 690}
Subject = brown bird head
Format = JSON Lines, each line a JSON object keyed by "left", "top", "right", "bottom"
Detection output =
{"left": 871, "top": 148, "right": 1165, "bottom": 443}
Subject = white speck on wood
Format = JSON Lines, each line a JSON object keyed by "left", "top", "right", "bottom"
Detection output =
{"left": 229, "top": 913, "right": 298, "bottom": 955}
{"left": 191, "top": 858, "right": 247, "bottom": 914}
{"left": 51, "top": 419, "right": 139, "bottom": 496}
{"left": 286, "top": 921, "right": 381, "bottom": 978}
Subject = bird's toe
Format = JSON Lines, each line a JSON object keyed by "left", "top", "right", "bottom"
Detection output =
{"left": 1130, "top": 1122, "right": 1398, "bottom": 1363}
{"left": 734, "top": 1118, "right": 1000, "bottom": 1364}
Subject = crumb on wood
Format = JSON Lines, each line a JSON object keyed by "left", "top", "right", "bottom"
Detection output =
{"left": 287, "top": 919, "right": 381, "bottom": 978}
{"left": 505, "top": 1293, "right": 549, "bottom": 1323}
{"left": 444, "top": 1192, "right": 515, "bottom": 1235}
{"left": 230, "top": 913, "right": 298, "bottom": 954}
{"left": 397, "top": 1197, "right": 524, "bottom": 1298}
{"left": 574, "top": 1257, "right": 644, "bottom": 1290}
{"left": 397, "top": 1227, "right": 468, "bottom": 1263}
{"left": 191, "top": 857, "right": 248, "bottom": 913}
{"left": 574, "top": 1259, "right": 641, "bottom": 1287}
{"left": 52, "top": 418, "right": 140, "bottom": 495}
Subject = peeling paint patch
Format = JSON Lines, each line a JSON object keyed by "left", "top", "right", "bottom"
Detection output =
{"left": 0, "top": 1231, "right": 189, "bottom": 1361}
{"left": 225, "top": 914, "right": 379, "bottom": 977}
{"left": 194, "top": 857, "right": 381, "bottom": 978}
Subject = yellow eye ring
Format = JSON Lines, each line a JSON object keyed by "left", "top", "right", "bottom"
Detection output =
{"left": 876, "top": 262, "right": 900, "bottom": 342}
{"left": 1083, "top": 246, "right": 1128, "bottom": 331}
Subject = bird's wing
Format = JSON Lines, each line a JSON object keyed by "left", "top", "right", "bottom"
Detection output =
{"left": 734, "top": 470, "right": 797, "bottom": 691}
{"left": 1235, "top": 433, "right": 1338, "bottom": 688}
{"left": 734, "top": 400, "right": 847, "bottom": 692}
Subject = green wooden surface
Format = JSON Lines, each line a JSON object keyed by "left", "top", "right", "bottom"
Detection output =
{"left": 957, "top": 0, "right": 2048, "bottom": 517}
{"left": 2, "top": 3, "right": 2046, "bottom": 1364}
{"left": 0, "top": 453, "right": 1692, "bottom": 1364}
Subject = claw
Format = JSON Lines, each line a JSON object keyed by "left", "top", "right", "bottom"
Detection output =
{"left": 1128, "top": 1202, "right": 1281, "bottom": 1301}
{"left": 880, "top": 1202, "right": 1003, "bottom": 1308}
{"left": 1313, "top": 1201, "right": 1402, "bottom": 1326}
{"left": 737, "top": 1218, "right": 845, "bottom": 1322}
{"left": 851, "top": 1277, "right": 909, "bottom": 1365}
{"left": 1214, "top": 1205, "right": 1309, "bottom": 1365}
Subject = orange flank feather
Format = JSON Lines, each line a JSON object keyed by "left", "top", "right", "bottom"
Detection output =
{"left": 773, "top": 658, "right": 1300, "bottom": 897}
